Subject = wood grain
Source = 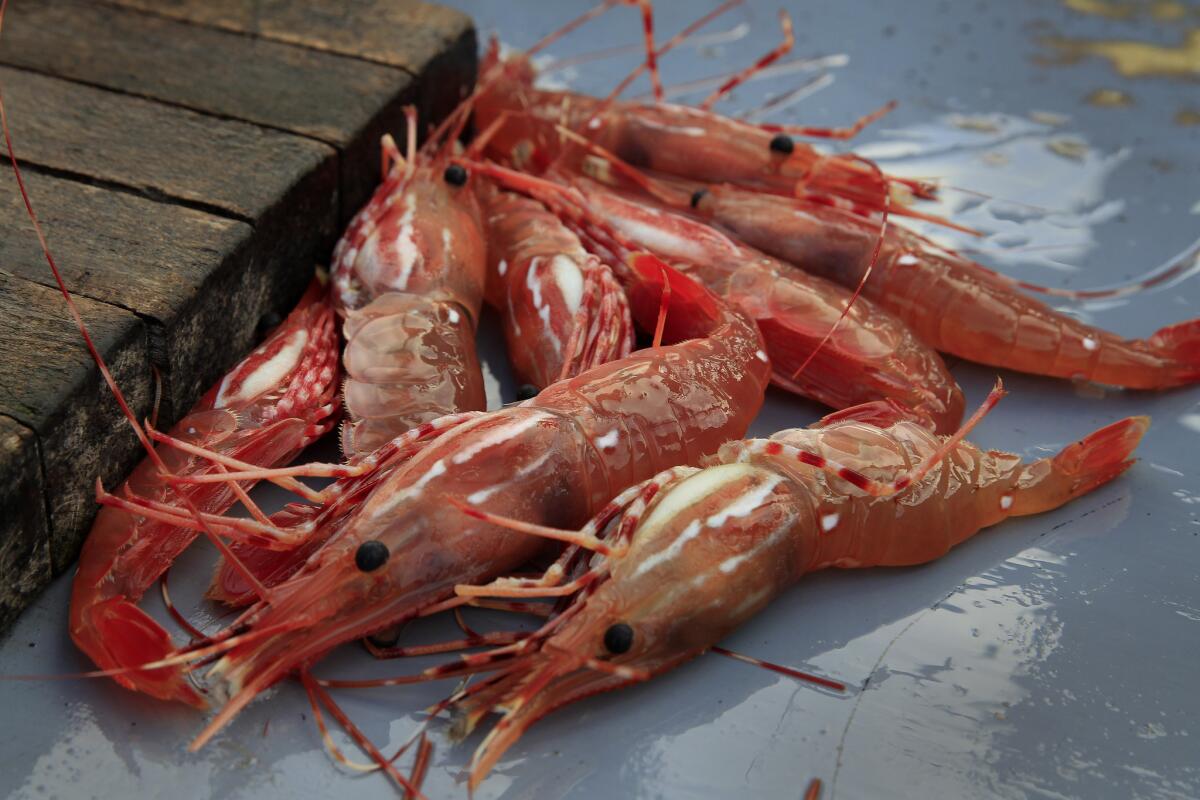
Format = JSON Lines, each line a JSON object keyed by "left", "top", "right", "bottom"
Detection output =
{"left": 0, "top": 274, "right": 152, "bottom": 573}
{"left": 108, "top": 0, "right": 474, "bottom": 75}
{"left": 0, "top": 169, "right": 316, "bottom": 421}
{"left": 0, "top": 65, "right": 337, "bottom": 225}
{"left": 0, "top": 415, "right": 50, "bottom": 630}
{"left": 0, "top": 0, "right": 426, "bottom": 220}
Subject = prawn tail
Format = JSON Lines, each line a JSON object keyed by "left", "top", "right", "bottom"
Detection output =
{"left": 1147, "top": 318, "right": 1200, "bottom": 386}
{"left": 1010, "top": 416, "right": 1149, "bottom": 516}
{"left": 74, "top": 598, "right": 207, "bottom": 707}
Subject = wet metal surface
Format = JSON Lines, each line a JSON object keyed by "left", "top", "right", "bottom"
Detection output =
{"left": 2, "top": 1, "right": 1199, "bottom": 798}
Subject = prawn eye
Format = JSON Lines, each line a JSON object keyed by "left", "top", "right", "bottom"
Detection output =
{"left": 690, "top": 188, "right": 708, "bottom": 209}
{"left": 443, "top": 164, "right": 468, "bottom": 186}
{"left": 768, "top": 133, "right": 795, "bottom": 155}
{"left": 515, "top": 384, "right": 539, "bottom": 401}
{"left": 355, "top": 540, "right": 389, "bottom": 572}
{"left": 603, "top": 622, "right": 634, "bottom": 655}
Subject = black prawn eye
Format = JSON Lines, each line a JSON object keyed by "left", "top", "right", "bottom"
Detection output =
{"left": 443, "top": 163, "right": 468, "bottom": 186}
{"left": 690, "top": 188, "right": 709, "bottom": 209}
{"left": 769, "top": 133, "right": 795, "bottom": 155}
{"left": 603, "top": 622, "right": 634, "bottom": 655}
{"left": 515, "top": 383, "right": 539, "bottom": 401}
{"left": 355, "top": 540, "right": 390, "bottom": 572}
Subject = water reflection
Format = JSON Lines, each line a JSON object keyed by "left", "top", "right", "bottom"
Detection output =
{"left": 858, "top": 112, "right": 1129, "bottom": 279}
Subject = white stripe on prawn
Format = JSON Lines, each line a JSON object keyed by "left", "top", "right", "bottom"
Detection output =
{"left": 632, "top": 464, "right": 775, "bottom": 578}
{"left": 451, "top": 411, "right": 552, "bottom": 466}
{"left": 215, "top": 330, "right": 308, "bottom": 409}
{"left": 467, "top": 449, "right": 555, "bottom": 506}
{"left": 718, "top": 515, "right": 795, "bottom": 576}
{"left": 382, "top": 192, "right": 419, "bottom": 291}
{"left": 549, "top": 254, "right": 584, "bottom": 315}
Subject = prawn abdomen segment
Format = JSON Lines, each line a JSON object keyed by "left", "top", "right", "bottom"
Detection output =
{"left": 729, "top": 262, "right": 964, "bottom": 432}
{"left": 483, "top": 188, "right": 633, "bottom": 387}
{"left": 341, "top": 291, "right": 486, "bottom": 454}
{"left": 536, "top": 341, "right": 767, "bottom": 498}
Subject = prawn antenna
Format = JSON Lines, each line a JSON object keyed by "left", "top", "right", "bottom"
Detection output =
{"left": 301, "top": 671, "right": 429, "bottom": 798}
{"left": 709, "top": 645, "right": 846, "bottom": 692}
{"left": 700, "top": 10, "right": 795, "bottom": 111}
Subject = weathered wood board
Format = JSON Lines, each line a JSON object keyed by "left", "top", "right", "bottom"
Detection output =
{"left": 0, "top": 0, "right": 476, "bottom": 631}
{"left": 0, "top": 274, "right": 153, "bottom": 577}
{"left": 0, "top": 415, "right": 50, "bottom": 628}
{"left": 0, "top": 0, "right": 430, "bottom": 221}
{"left": 107, "top": 0, "right": 478, "bottom": 154}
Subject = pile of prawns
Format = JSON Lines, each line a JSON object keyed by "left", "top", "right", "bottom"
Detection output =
{"left": 4, "top": 0, "right": 1197, "bottom": 796}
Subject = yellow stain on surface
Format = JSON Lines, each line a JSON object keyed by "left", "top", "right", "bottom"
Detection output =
{"left": 1047, "top": 137, "right": 1091, "bottom": 161}
{"left": 1029, "top": 110, "right": 1070, "bottom": 126}
{"left": 1176, "top": 107, "right": 1200, "bottom": 125}
{"left": 1065, "top": 0, "right": 1137, "bottom": 20}
{"left": 1085, "top": 87, "right": 1136, "bottom": 105}
{"left": 1063, "top": 0, "right": 1195, "bottom": 22}
{"left": 1041, "top": 28, "right": 1200, "bottom": 78}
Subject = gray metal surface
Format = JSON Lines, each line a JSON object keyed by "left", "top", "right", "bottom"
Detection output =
{"left": 3, "top": 1, "right": 1199, "bottom": 797}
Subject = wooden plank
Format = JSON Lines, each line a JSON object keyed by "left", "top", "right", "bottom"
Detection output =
{"left": 0, "top": 0, "right": 423, "bottom": 220}
{"left": 0, "top": 415, "right": 50, "bottom": 631}
{"left": 0, "top": 169, "right": 309, "bottom": 422}
{"left": 0, "top": 65, "right": 337, "bottom": 230}
{"left": 108, "top": 0, "right": 474, "bottom": 75}
{"left": 0, "top": 274, "right": 152, "bottom": 574}
{"left": 106, "top": 0, "right": 478, "bottom": 138}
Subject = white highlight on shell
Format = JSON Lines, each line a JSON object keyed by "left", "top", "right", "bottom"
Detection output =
{"left": 821, "top": 512, "right": 840, "bottom": 532}
{"left": 595, "top": 429, "right": 620, "bottom": 450}
{"left": 498, "top": 259, "right": 508, "bottom": 277}
{"left": 550, "top": 255, "right": 584, "bottom": 315}
{"left": 371, "top": 455, "right": 450, "bottom": 519}
{"left": 633, "top": 520, "right": 703, "bottom": 578}
{"left": 466, "top": 450, "right": 554, "bottom": 506}
{"left": 1000, "top": 493, "right": 1014, "bottom": 510}
{"left": 450, "top": 412, "right": 550, "bottom": 466}
{"left": 609, "top": 214, "right": 711, "bottom": 264}
{"left": 896, "top": 253, "right": 920, "bottom": 267}
{"left": 413, "top": 458, "right": 447, "bottom": 490}
{"left": 718, "top": 517, "right": 794, "bottom": 575}
{"left": 447, "top": 307, "right": 461, "bottom": 324}
{"left": 732, "top": 586, "right": 771, "bottom": 617}
{"left": 632, "top": 114, "right": 706, "bottom": 137}
{"left": 631, "top": 464, "right": 758, "bottom": 579}
{"left": 755, "top": 349, "right": 769, "bottom": 362}
{"left": 705, "top": 474, "right": 784, "bottom": 529}
{"left": 1082, "top": 336, "right": 1098, "bottom": 352}
{"left": 215, "top": 330, "right": 307, "bottom": 408}
{"left": 526, "top": 257, "right": 563, "bottom": 355}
